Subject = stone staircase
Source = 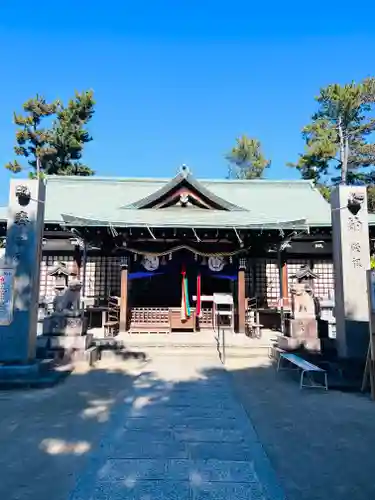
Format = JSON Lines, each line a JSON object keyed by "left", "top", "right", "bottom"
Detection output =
{"left": 94, "top": 330, "right": 275, "bottom": 361}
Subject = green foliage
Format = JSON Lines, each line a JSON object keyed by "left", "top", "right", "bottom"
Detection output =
{"left": 317, "top": 183, "right": 331, "bottom": 202}
{"left": 5, "top": 91, "right": 95, "bottom": 177}
{"left": 367, "top": 185, "right": 375, "bottom": 214}
{"left": 289, "top": 78, "right": 375, "bottom": 186}
{"left": 5, "top": 95, "right": 58, "bottom": 176}
{"left": 226, "top": 135, "right": 271, "bottom": 179}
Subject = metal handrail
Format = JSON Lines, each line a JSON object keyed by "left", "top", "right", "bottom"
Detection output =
{"left": 215, "top": 312, "right": 226, "bottom": 365}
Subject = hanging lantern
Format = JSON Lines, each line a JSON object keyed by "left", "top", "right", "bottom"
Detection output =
{"left": 229, "top": 256, "right": 233, "bottom": 264}
{"left": 161, "top": 255, "right": 167, "bottom": 266}
{"left": 134, "top": 253, "right": 138, "bottom": 262}
{"left": 169, "top": 253, "right": 172, "bottom": 261}
{"left": 194, "top": 253, "right": 198, "bottom": 261}
{"left": 201, "top": 256, "right": 207, "bottom": 266}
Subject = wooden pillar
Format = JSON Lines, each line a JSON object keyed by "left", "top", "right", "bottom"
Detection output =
{"left": 278, "top": 252, "right": 289, "bottom": 335}
{"left": 237, "top": 258, "right": 246, "bottom": 333}
{"left": 72, "top": 245, "right": 82, "bottom": 277}
{"left": 119, "top": 258, "right": 129, "bottom": 332}
{"left": 281, "top": 260, "right": 289, "bottom": 308}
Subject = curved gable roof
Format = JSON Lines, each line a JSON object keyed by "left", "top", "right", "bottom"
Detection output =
{"left": 125, "top": 166, "right": 245, "bottom": 211}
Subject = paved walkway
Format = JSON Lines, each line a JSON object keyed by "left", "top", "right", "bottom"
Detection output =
{"left": 69, "top": 355, "right": 285, "bottom": 499}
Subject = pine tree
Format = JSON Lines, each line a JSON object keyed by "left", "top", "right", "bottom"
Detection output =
{"left": 5, "top": 95, "right": 58, "bottom": 176}
{"left": 226, "top": 135, "right": 271, "bottom": 179}
{"left": 289, "top": 78, "right": 375, "bottom": 185}
{"left": 47, "top": 91, "right": 95, "bottom": 176}
{"left": 5, "top": 90, "right": 95, "bottom": 177}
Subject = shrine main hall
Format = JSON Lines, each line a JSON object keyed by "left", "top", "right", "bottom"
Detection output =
{"left": 1, "top": 165, "right": 374, "bottom": 334}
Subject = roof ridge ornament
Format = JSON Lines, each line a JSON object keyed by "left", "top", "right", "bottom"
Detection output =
{"left": 179, "top": 164, "right": 190, "bottom": 177}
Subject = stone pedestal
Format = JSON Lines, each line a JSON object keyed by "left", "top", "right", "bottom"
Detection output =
{"left": 279, "top": 322, "right": 322, "bottom": 352}
{"left": 45, "top": 333, "right": 93, "bottom": 350}
{"left": 331, "top": 186, "right": 370, "bottom": 359}
{"left": 278, "top": 335, "right": 323, "bottom": 353}
{"left": 285, "top": 318, "right": 318, "bottom": 339}
{"left": 42, "top": 312, "right": 87, "bottom": 336}
{"left": 39, "top": 311, "right": 93, "bottom": 361}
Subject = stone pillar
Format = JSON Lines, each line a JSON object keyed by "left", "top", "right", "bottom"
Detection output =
{"left": 0, "top": 180, "right": 45, "bottom": 363}
{"left": 331, "top": 185, "right": 370, "bottom": 359}
{"left": 119, "top": 257, "right": 128, "bottom": 332}
{"left": 237, "top": 258, "right": 246, "bottom": 333}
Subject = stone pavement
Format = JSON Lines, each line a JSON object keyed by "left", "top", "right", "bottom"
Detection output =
{"left": 227, "top": 356, "right": 375, "bottom": 500}
{"left": 69, "top": 355, "right": 285, "bottom": 499}
{"left": 2, "top": 348, "right": 375, "bottom": 500}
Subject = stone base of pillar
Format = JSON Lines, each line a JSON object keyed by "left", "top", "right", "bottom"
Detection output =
{"left": 0, "top": 360, "right": 69, "bottom": 388}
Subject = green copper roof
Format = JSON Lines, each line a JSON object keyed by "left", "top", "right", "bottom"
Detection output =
{"left": 39, "top": 174, "right": 331, "bottom": 229}
{"left": 4, "top": 172, "right": 373, "bottom": 229}
{"left": 0, "top": 174, "right": 333, "bottom": 228}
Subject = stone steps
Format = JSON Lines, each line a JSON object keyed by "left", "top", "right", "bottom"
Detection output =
{"left": 99, "top": 344, "right": 269, "bottom": 360}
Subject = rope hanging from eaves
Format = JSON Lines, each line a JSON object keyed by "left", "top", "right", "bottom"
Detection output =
{"left": 121, "top": 244, "right": 250, "bottom": 258}
{"left": 60, "top": 214, "right": 309, "bottom": 232}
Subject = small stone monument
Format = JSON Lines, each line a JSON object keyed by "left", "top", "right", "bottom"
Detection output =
{"left": 0, "top": 180, "right": 45, "bottom": 364}
{"left": 331, "top": 186, "right": 370, "bottom": 359}
{"left": 278, "top": 265, "right": 322, "bottom": 352}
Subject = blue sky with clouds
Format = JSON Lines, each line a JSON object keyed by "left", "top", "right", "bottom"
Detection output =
{"left": 0, "top": 1, "right": 374, "bottom": 205}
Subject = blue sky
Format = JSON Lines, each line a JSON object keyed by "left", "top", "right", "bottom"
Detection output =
{"left": 1, "top": 1, "right": 375, "bottom": 205}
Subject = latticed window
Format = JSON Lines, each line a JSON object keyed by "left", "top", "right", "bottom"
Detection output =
{"left": 106, "top": 256, "right": 121, "bottom": 296}
{"left": 311, "top": 260, "right": 334, "bottom": 300}
{"left": 287, "top": 259, "right": 334, "bottom": 301}
{"left": 287, "top": 259, "right": 309, "bottom": 299}
{"left": 245, "top": 263, "right": 253, "bottom": 298}
{"left": 254, "top": 258, "right": 280, "bottom": 307}
{"left": 84, "top": 255, "right": 106, "bottom": 297}
{"left": 39, "top": 254, "right": 123, "bottom": 299}
{"left": 39, "top": 255, "right": 77, "bottom": 299}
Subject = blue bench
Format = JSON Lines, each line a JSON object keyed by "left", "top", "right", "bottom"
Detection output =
{"left": 277, "top": 352, "right": 328, "bottom": 390}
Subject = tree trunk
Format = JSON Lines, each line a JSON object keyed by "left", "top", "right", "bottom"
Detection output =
{"left": 344, "top": 135, "right": 349, "bottom": 182}
{"left": 338, "top": 116, "right": 347, "bottom": 184}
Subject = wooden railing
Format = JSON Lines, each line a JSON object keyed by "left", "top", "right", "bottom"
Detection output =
{"left": 199, "top": 308, "right": 213, "bottom": 328}
{"left": 129, "top": 307, "right": 170, "bottom": 334}
{"left": 129, "top": 306, "right": 215, "bottom": 333}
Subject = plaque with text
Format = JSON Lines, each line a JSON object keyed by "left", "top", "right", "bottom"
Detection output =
{"left": 0, "top": 266, "right": 15, "bottom": 326}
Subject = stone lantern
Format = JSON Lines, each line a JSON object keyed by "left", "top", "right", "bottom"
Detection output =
{"left": 48, "top": 262, "right": 70, "bottom": 292}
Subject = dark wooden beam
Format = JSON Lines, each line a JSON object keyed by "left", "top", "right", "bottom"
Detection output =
{"left": 237, "top": 259, "right": 246, "bottom": 333}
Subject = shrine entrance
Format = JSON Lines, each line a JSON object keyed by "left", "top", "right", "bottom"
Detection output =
{"left": 127, "top": 249, "right": 236, "bottom": 334}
